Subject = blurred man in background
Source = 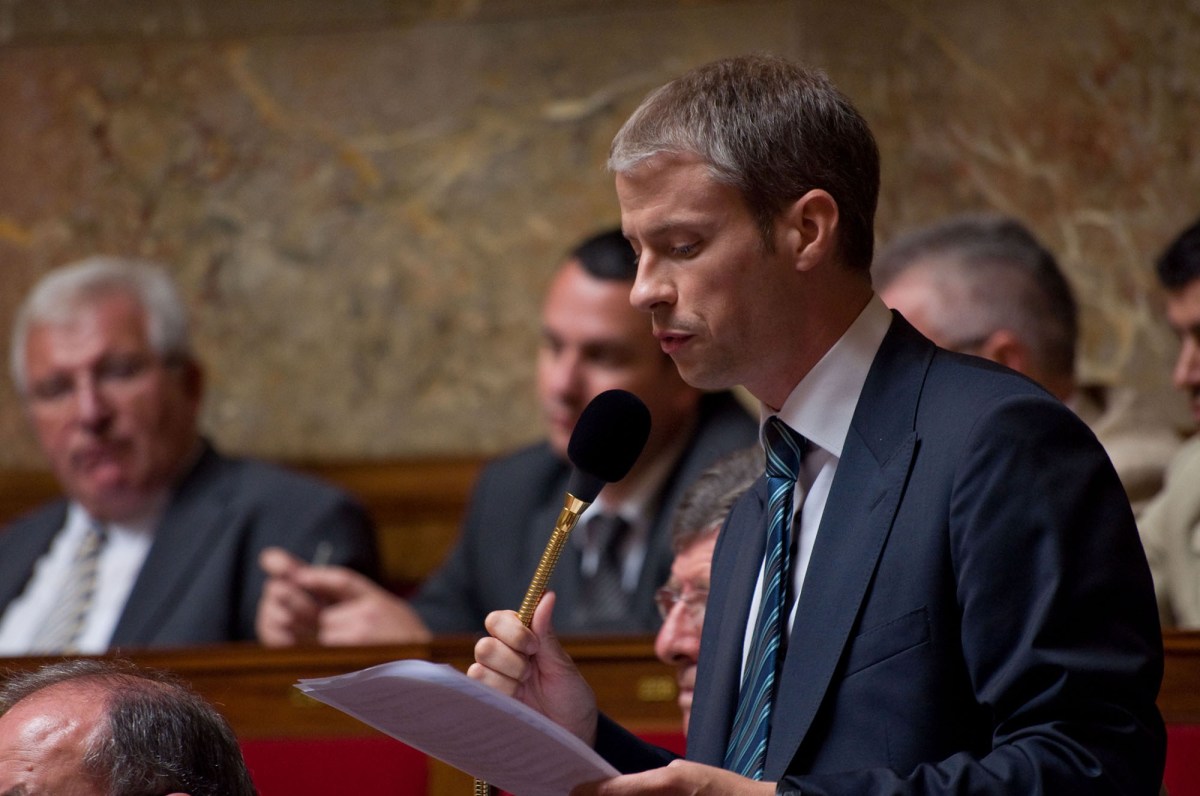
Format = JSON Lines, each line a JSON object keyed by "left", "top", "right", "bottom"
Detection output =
{"left": 1139, "top": 216, "right": 1200, "bottom": 628}
{"left": 257, "top": 229, "right": 757, "bottom": 644}
{"left": 873, "top": 213, "right": 1179, "bottom": 513}
{"left": 0, "top": 257, "right": 378, "bottom": 654}
{"left": 654, "top": 445, "right": 761, "bottom": 733}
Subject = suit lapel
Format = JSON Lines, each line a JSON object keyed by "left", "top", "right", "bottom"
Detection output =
{"left": 110, "top": 446, "right": 230, "bottom": 645}
{"left": 686, "top": 477, "right": 768, "bottom": 765}
{"left": 0, "top": 502, "right": 67, "bottom": 609}
{"left": 761, "top": 313, "right": 932, "bottom": 777}
{"left": 763, "top": 425, "right": 916, "bottom": 776}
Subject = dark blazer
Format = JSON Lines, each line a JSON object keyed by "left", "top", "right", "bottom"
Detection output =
{"left": 412, "top": 391, "right": 758, "bottom": 635}
{"left": 597, "top": 315, "right": 1165, "bottom": 794}
{"left": 0, "top": 441, "right": 379, "bottom": 649}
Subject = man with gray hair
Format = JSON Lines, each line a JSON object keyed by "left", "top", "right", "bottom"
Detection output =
{"left": 0, "top": 658, "right": 257, "bottom": 795}
{"left": 654, "top": 445, "right": 762, "bottom": 734}
{"left": 0, "top": 256, "right": 378, "bottom": 653}
{"left": 872, "top": 213, "right": 1179, "bottom": 512}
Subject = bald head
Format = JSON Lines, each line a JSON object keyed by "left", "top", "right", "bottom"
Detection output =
{"left": 0, "top": 660, "right": 257, "bottom": 796}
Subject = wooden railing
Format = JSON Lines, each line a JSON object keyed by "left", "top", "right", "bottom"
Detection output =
{"left": 0, "top": 636, "right": 681, "bottom": 796}
{"left": 2, "top": 634, "right": 1198, "bottom": 795}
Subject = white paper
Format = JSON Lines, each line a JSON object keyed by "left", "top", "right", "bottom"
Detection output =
{"left": 296, "top": 659, "right": 619, "bottom": 796}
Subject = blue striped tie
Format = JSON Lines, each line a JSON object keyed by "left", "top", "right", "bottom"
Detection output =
{"left": 724, "top": 416, "right": 807, "bottom": 779}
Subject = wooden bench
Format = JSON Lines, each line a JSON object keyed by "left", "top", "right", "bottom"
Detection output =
{"left": 1, "top": 634, "right": 1197, "bottom": 795}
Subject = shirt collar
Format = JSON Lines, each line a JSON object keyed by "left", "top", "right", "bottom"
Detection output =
{"left": 761, "top": 295, "right": 892, "bottom": 458}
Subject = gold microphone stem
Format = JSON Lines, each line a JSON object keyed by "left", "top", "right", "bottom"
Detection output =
{"left": 475, "top": 492, "right": 592, "bottom": 796}
{"left": 517, "top": 494, "right": 590, "bottom": 626}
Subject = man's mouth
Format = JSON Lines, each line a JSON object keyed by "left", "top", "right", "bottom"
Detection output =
{"left": 655, "top": 330, "right": 693, "bottom": 356}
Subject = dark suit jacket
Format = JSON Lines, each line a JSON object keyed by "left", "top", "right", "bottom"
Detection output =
{"left": 0, "top": 441, "right": 379, "bottom": 649}
{"left": 596, "top": 315, "right": 1165, "bottom": 794}
{"left": 412, "top": 391, "right": 758, "bottom": 634}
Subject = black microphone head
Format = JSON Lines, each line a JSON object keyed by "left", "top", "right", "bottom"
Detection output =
{"left": 565, "top": 389, "right": 651, "bottom": 500}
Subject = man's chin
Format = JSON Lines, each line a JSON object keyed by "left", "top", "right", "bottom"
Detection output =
{"left": 72, "top": 481, "right": 143, "bottom": 521}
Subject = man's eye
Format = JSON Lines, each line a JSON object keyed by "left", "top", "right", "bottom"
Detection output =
{"left": 97, "top": 357, "right": 149, "bottom": 383}
{"left": 30, "top": 377, "right": 73, "bottom": 402}
{"left": 673, "top": 242, "right": 698, "bottom": 258}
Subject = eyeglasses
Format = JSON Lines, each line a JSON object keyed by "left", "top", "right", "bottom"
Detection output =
{"left": 26, "top": 353, "right": 179, "bottom": 409}
{"left": 654, "top": 585, "right": 709, "bottom": 624}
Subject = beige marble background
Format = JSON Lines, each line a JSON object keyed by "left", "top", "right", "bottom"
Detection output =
{"left": 1, "top": 0, "right": 1197, "bottom": 465}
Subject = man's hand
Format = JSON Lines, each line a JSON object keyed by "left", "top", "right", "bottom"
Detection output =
{"left": 256, "top": 546, "right": 432, "bottom": 646}
{"left": 468, "top": 592, "right": 599, "bottom": 746}
{"left": 572, "top": 760, "right": 776, "bottom": 796}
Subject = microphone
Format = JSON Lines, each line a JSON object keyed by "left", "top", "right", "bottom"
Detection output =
{"left": 514, "top": 388, "right": 651, "bottom": 625}
{"left": 477, "top": 389, "right": 652, "bottom": 796}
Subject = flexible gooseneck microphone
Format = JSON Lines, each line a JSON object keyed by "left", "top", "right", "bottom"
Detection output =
{"left": 475, "top": 390, "right": 650, "bottom": 796}
{"left": 515, "top": 388, "right": 651, "bottom": 625}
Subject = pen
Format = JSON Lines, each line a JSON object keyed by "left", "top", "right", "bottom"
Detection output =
{"left": 311, "top": 540, "right": 334, "bottom": 567}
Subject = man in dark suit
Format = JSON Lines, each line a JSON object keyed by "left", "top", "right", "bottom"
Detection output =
{"left": 470, "top": 56, "right": 1165, "bottom": 794}
{"left": 255, "top": 229, "right": 757, "bottom": 644}
{"left": 0, "top": 257, "right": 378, "bottom": 654}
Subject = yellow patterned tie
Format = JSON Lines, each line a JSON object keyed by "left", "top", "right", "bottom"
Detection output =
{"left": 31, "top": 520, "right": 108, "bottom": 653}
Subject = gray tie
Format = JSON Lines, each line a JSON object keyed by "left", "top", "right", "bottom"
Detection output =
{"left": 575, "top": 513, "right": 632, "bottom": 631}
{"left": 31, "top": 520, "right": 108, "bottom": 653}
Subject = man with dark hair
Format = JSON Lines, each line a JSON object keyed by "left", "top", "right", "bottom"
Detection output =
{"left": 0, "top": 257, "right": 379, "bottom": 654}
{"left": 257, "top": 229, "right": 757, "bottom": 643}
{"left": 873, "top": 213, "right": 1179, "bottom": 512}
{"left": 1139, "top": 216, "right": 1200, "bottom": 628}
{"left": 471, "top": 55, "right": 1164, "bottom": 794}
{"left": 655, "top": 444, "right": 761, "bottom": 733}
{"left": 0, "top": 658, "right": 257, "bottom": 795}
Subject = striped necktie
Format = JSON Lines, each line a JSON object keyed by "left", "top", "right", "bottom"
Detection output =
{"left": 31, "top": 520, "right": 108, "bottom": 654}
{"left": 724, "top": 416, "right": 807, "bottom": 779}
{"left": 575, "top": 513, "right": 632, "bottom": 629}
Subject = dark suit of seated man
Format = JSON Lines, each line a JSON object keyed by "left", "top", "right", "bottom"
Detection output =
{"left": 256, "top": 229, "right": 758, "bottom": 645}
{"left": 0, "top": 257, "right": 378, "bottom": 654}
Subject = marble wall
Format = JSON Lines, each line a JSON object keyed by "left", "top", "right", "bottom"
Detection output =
{"left": 1, "top": 0, "right": 1197, "bottom": 465}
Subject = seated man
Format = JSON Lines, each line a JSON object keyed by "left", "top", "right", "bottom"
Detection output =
{"left": 0, "top": 658, "right": 257, "bottom": 795}
{"left": 654, "top": 445, "right": 761, "bottom": 733}
{"left": 257, "top": 229, "right": 758, "bottom": 644}
{"left": 873, "top": 213, "right": 1180, "bottom": 513}
{"left": 1139, "top": 216, "right": 1200, "bottom": 628}
{"left": 0, "top": 257, "right": 378, "bottom": 653}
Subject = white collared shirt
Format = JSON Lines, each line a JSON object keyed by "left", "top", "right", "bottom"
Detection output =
{"left": 741, "top": 296, "right": 893, "bottom": 670}
{"left": 0, "top": 500, "right": 161, "bottom": 655}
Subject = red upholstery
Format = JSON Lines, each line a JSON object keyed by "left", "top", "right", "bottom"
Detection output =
{"left": 1165, "top": 724, "right": 1200, "bottom": 796}
{"left": 240, "top": 726, "right": 1197, "bottom": 795}
{"left": 241, "top": 737, "right": 427, "bottom": 795}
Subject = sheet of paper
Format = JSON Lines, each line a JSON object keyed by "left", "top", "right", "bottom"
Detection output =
{"left": 296, "top": 659, "right": 619, "bottom": 796}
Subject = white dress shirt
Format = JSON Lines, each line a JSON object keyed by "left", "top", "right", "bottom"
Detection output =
{"left": 741, "top": 296, "right": 892, "bottom": 671}
{"left": 0, "top": 499, "right": 161, "bottom": 655}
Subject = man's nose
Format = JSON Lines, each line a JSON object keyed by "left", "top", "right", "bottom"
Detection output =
{"left": 1173, "top": 338, "right": 1200, "bottom": 391}
{"left": 654, "top": 604, "right": 701, "bottom": 665}
{"left": 630, "top": 252, "right": 673, "bottom": 315}
{"left": 74, "top": 375, "right": 113, "bottom": 427}
{"left": 546, "top": 351, "right": 585, "bottom": 398}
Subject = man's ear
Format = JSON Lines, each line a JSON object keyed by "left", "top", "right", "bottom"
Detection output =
{"left": 778, "top": 189, "right": 839, "bottom": 273}
{"left": 978, "top": 329, "right": 1031, "bottom": 374}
